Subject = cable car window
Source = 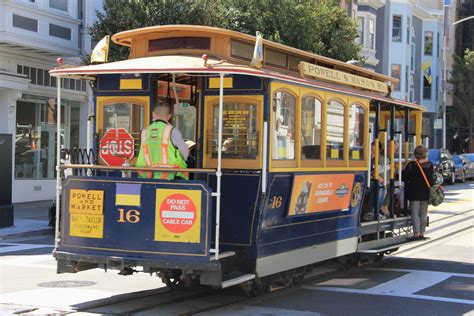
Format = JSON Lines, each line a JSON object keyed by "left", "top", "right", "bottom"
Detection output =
{"left": 174, "top": 103, "right": 196, "bottom": 142}
{"left": 326, "top": 100, "right": 345, "bottom": 160}
{"left": 301, "top": 96, "right": 322, "bottom": 160}
{"left": 265, "top": 48, "right": 287, "bottom": 68}
{"left": 149, "top": 37, "right": 210, "bottom": 52}
{"left": 349, "top": 104, "right": 364, "bottom": 160}
{"left": 272, "top": 91, "right": 295, "bottom": 160}
{"left": 231, "top": 40, "right": 253, "bottom": 61}
{"left": 211, "top": 102, "right": 258, "bottom": 159}
{"left": 102, "top": 103, "right": 144, "bottom": 134}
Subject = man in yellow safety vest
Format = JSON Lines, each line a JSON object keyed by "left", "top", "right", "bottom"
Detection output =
{"left": 136, "top": 100, "right": 189, "bottom": 180}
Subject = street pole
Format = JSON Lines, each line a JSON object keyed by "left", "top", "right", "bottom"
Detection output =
{"left": 442, "top": 4, "right": 449, "bottom": 149}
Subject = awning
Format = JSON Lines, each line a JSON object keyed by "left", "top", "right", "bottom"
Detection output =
{"left": 49, "top": 55, "right": 425, "bottom": 111}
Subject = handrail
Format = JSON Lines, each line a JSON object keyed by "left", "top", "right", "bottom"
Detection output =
{"left": 60, "top": 164, "right": 216, "bottom": 173}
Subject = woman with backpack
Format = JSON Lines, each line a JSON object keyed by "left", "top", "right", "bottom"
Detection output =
{"left": 402, "top": 145, "right": 434, "bottom": 241}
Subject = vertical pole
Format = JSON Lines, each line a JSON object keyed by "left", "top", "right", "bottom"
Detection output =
{"left": 373, "top": 101, "right": 380, "bottom": 220}
{"left": 389, "top": 105, "right": 395, "bottom": 218}
{"left": 262, "top": 121, "right": 268, "bottom": 193}
{"left": 367, "top": 129, "right": 373, "bottom": 189}
{"left": 214, "top": 73, "right": 225, "bottom": 260}
{"left": 54, "top": 76, "right": 62, "bottom": 249}
{"left": 383, "top": 131, "right": 388, "bottom": 187}
{"left": 404, "top": 108, "right": 410, "bottom": 213}
{"left": 442, "top": 4, "right": 449, "bottom": 149}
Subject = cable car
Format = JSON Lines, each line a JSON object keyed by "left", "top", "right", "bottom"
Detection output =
{"left": 50, "top": 25, "right": 426, "bottom": 294}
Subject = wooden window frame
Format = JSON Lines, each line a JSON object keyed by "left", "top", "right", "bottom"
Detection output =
{"left": 325, "top": 97, "right": 346, "bottom": 168}
{"left": 270, "top": 87, "right": 299, "bottom": 169}
{"left": 96, "top": 96, "right": 150, "bottom": 165}
{"left": 203, "top": 95, "right": 263, "bottom": 170}
{"left": 348, "top": 100, "right": 368, "bottom": 168}
{"left": 300, "top": 93, "right": 324, "bottom": 168}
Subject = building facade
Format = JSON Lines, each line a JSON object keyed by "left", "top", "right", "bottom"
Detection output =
{"left": 0, "top": 0, "right": 102, "bottom": 202}
{"left": 357, "top": 0, "right": 446, "bottom": 148}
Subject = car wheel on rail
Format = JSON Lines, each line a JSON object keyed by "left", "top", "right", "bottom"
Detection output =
{"left": 242, "top": 277, "right": 269, "bottom": 297}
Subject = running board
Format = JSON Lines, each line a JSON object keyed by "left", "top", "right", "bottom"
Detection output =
{"left": 210, "top": 251, "right": 236, "bottom": 261}
{"left": 357, "top": 239, "right": 419, "bottom": 254}
{"left": 221, "top": 273, "right": 255, "bottom": 289}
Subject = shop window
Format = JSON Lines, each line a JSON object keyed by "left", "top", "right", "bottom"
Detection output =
{"left": 272, "top": 91, "right": 296, "bottom": 161}
{"left": 301, "top": 96, "right": 322, "bottom": 160}
{"left": 349, "top": 104, "right": 364, "bottom": 160}
{"left": 326, "top": 100, "right": 345, "bottom": 160}
{"left": 231, "top": 40, "right": 253, "bottom": 61}
{"left": 15, "top": 98, "right": 78, "bottom": 179}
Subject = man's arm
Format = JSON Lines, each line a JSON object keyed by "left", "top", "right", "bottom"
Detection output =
{"left": 171, "top": 128, "right": 189, "bottom": 160}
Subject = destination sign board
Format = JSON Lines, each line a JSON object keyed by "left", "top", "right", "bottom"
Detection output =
{"left": 300, "top": 62, "right": 389, "bottom": 94}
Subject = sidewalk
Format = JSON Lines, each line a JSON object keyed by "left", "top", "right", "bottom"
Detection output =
{"left": 0, "top": 200, "right": 54, "bottom": 240}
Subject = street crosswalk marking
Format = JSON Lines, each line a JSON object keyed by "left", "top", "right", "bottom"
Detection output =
{"left": 0, "top": 243, "right": 52, "bottom": 254}
{"left": 303, "top": 268, "right": 474, "bottom": 305}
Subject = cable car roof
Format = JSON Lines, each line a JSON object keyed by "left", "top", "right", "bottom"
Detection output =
{"left": 49, "top": 55, "right": 425, "bottom": 111}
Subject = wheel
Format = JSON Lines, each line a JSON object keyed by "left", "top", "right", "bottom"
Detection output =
{"left": 163, "top": 270, "right": 184, "bottom": 290}
{"left": 448, "top": 170, "right": 456, "bottom": 184}
{"left": 242, "top": 277, "right": 269, "bottom": 297}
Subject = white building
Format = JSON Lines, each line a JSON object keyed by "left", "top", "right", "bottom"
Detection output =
{"left": 0, "top": 0, "right": 102, "bottom": 202}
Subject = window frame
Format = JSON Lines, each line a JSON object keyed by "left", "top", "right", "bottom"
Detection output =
{"left": 325, "top": 97, "right": 347, "bottom": 167}
{"left": 203, "top": 95, "right": 263, "bottom": 169}
{"left": 392, "top": 15, "right": 402, "bottom": 42}
{"left": 300, "top": 93, "right": 324, "bottom": 168}
{"left": 348, "top": 100, "right": 368, "bottom": 167}
{"left": 95, "top": 96, "right": 150, "bottom": 166}
{"left": 270, "top": 86, "right": 298, "bottom": 169}
{"left": 424, "top": 31, "right": 433, "bottom": 55}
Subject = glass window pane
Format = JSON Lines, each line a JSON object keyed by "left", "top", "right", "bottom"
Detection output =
{"left": 391, "top": 64, "right": 401, "bottom": 91}
{"left": 356, "top": 17, "right": 364, "bottom": 46}
{"left": 103, "top": 103, "right": 132, "bottom": 132}
{"left": 174, "top": 103, "right": 196, "bottom": 142}
{"left": 231, "top": 40, "right": 253, "bottom": 61}
{"left": 70, "top": 107, "right": 80, "bottom": 148}
{"left": 211, "top": 102, "right": 258, "bottom": 159}
{"left": 149, "top": 37, "right": 210, "bottom": 52}
{"left": 301, "top": 96, "right": 321, "bottom": 160}
{"left": 369, "top": 18, "right": 375, "bottom": 49}
{"left": 326, "top": 100, "right": 345, "bottom": 159}
{"left": 424, "top": 31, "right": 433, "bottom": 55}
{"left": 265, "top": 49, "right": 287, "bottom": 68}
{"left": 349, "top": 104, "right": 364, "bottom": 160}
{"left": 392, "top": 16, "right": 402, "bottom": 42}
{"left": 272, "top": 91, "right": 295, "bottom": 160}
{"left": 49, "top": 0, "right": 68, "bottom": 11}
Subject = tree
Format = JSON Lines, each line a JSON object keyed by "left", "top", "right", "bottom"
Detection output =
{"left": 225, "top": 0, "right": 362, "bottom": 62}
{"left": 88, "top": 0, "right": 361, "bottom": 63}
{"left": 448, "top": 49, "right": 474, "bottom": 151}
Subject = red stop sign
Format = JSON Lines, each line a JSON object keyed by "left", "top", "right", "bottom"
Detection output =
{"left": 99, "top": 128, "right": 135, "bottom": 166}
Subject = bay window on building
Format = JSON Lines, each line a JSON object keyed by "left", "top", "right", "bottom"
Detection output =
{"left": 424, "top": 31, "right": 433, "bottom": 55}
{"left": 392, "top": 16, "right": 402, "bottom": 42}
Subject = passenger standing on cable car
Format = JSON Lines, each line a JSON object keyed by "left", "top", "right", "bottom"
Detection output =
{"left": 402, "top": 145, "right": 434, "bottom": 240}
{"left": 136, "top": 100, "right": 189, "bottom": 180}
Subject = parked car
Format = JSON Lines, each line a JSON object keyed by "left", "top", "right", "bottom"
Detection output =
{"left": 428, "top": 149, "right": 456, "bottom": 184}
{"left": 460, "top": 153, "right": 474, "bottom": 180}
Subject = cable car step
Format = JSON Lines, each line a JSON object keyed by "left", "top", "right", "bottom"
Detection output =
{"left": 357, "top": 239, "right": 419, "bottom": 254}
{"left": 211, "top": 251, "right": 236, "bottom": 260}
{"left": 221, "top": 273, "right": 255, "bottom": 289}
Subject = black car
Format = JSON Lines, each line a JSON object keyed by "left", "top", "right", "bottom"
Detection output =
{"left": 428, "top": 149, "right": 456, "bottom": 184}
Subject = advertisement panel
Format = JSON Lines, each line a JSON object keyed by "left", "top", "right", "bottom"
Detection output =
{"left": 288, "top": 174, "right": 355, "bottom": 216}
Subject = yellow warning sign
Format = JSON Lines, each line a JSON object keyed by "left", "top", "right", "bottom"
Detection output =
{"left": 69, "top": 189, "right": 104, "bottom": 238}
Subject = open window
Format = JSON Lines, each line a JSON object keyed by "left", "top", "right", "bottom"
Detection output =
{"left": 204, "top": 96, "right": 263, "bottom": 169}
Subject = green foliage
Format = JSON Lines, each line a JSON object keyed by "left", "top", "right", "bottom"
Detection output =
{"left": 448, "top": 49, "right": 474, "bottom": 139}
{"left": 88, "top": 0, "right": 361, "bottom": 63}
{"left": 225, "top": 0, "right": 362, "bottom": 62}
